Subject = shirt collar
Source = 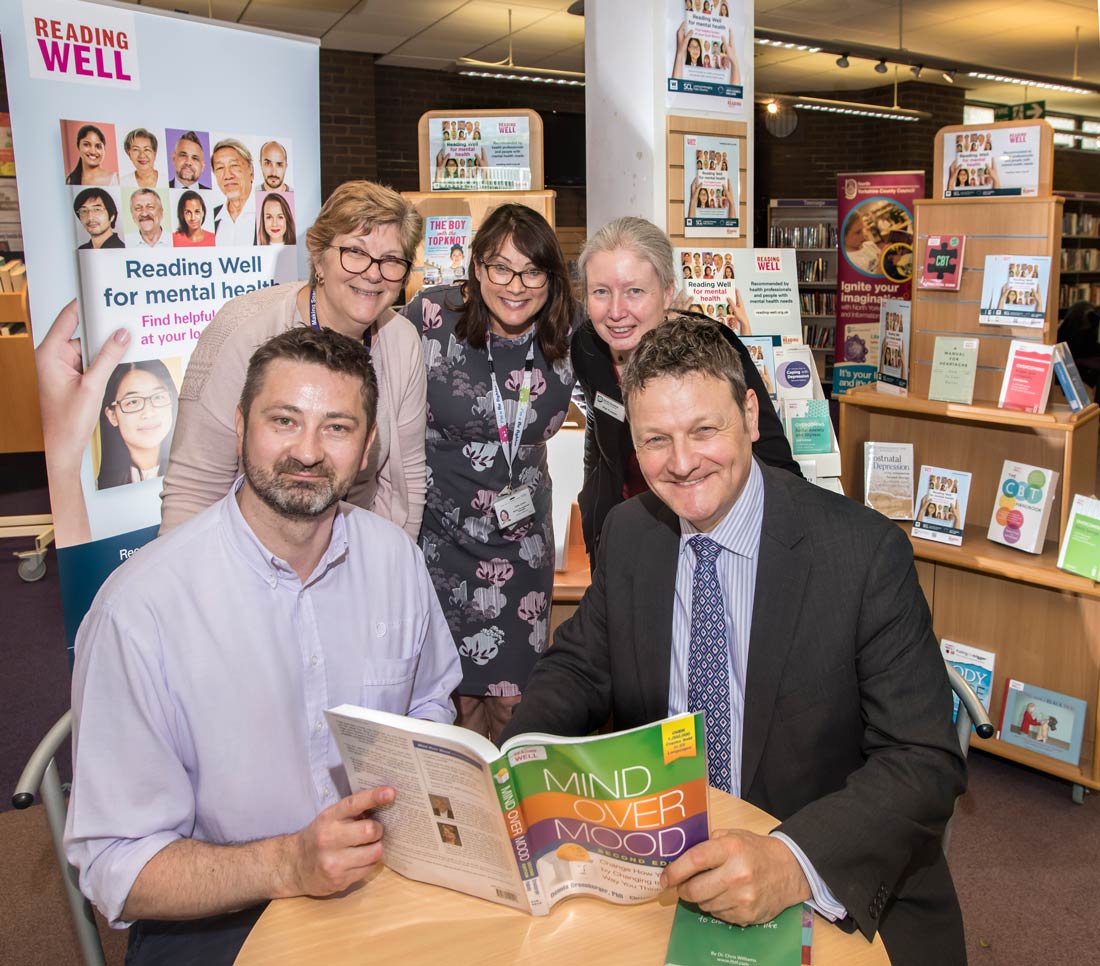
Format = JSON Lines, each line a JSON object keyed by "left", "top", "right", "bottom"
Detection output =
{"left": 221, "top": 476, "right": 349, "bottom": 586}
{"left": 679, "top": 458, "right": 765, "bottom": 561}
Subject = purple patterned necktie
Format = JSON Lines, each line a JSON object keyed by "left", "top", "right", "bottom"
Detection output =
{"left": 687, "top": 535, "right": 732, "bottom": 792}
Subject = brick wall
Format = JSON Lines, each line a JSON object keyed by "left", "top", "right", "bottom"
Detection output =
{"left": 319, "top": 50, "right": 379, "bottom": 199}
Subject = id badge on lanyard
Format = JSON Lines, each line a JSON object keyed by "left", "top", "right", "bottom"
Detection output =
{"left": 309, "top": 287, "right": 373, "bottom": 351}
{"left": 487, "top": 327, "right": 537, "bottom": 531}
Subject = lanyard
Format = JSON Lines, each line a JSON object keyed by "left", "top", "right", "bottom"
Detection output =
{"left": 486, "top": 326, "right": 536, "bottom": 484}
{"left": 309, "top": 286, "right": 372, "bottom": 351}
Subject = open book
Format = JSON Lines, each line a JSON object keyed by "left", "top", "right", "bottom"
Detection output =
{"left": 324, "top": 707, "right": 709, "bottom": 916}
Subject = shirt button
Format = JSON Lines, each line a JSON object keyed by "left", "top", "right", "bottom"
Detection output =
{"left": 375, "top": 622, "right": 386, "bottom": 637}
{"left": 310, "top": 654, "right": 319, "bottom": 667}
{"left": 314, "top": 720, "right": 323, "bottom": 734}
{"left": 267, "top": 574, "right": 277, "bottom": 588}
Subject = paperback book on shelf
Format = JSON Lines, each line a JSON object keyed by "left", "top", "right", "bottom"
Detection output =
{"left": 665, "top": 900, "right": 812, "bottom": 966}
{"left": 998, "top": 341, "right": 1055, "bottom": 414}
{"left": 940, "top": 639, "right": 995, "bottom": 725}
{"left": 1057, "top": 494, "right": 1100, "bottom": 580}
{"left": 912, "top": 465, "right": 972, "bottom": 546}
{"left": 979, "top": 254, "right": 1051, "bottom": 329}
{"left": 998, "top": 679, "right": 1087, "bottom": 767}
{"left": 1051, "top": 342, "right": 1092, "bottom": 413}
{"left": 783, "top": 398, "right": 831, "bottom": 456}
{"left": 919, "top": 234, "right": 966, "bottom": 291}
{"left": 876, "top": 298, "right": 911, "bottom": 396}
{"left": 325, "top": 706, "right": 709, "bottom": 916}
{"left": 986, "top": 461, "right": 1059, "bottom": 554}
{"left": 928, "top": 337, "right": 979, "bottom": 405}
{"left": 864, "top": 442, "right": 914, "bottom": 520}
{"left": 773, "top": 345, "right": 817, "bottom": 402}
{"left": 742, "top": 335, "right": 779, "bottom": 401}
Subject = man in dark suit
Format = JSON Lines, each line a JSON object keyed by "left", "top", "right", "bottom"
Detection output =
{"left": 501, "top": 316, "right": 966, "bottom": 966}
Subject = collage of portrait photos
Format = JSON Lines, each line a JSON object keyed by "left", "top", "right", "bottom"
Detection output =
{"left": 942, "top": 126, "right": 1041, "bottom": 198}
{"left": 428, "top": 116, "right": 532, "bottom": 192}
{"left": 62, "top": 119, "right": 296, "bottom": 253}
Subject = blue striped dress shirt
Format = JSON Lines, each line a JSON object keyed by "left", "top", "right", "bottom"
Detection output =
{"left": 668, "top": 458, "right": 846, "bottom": 921}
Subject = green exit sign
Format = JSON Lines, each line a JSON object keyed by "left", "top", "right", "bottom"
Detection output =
{"left": 993, "top": 101, "right": 1046, "bottom": 121}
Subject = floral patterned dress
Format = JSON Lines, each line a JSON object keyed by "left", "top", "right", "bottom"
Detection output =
{"left": 405, "top": 285, "right": 575, "bottom": 697}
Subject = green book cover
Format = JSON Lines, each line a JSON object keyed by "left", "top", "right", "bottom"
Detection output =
{"left": 1057, "top": 495, "right": 1100, "bottom": 580}
{"left": 928, "top": 337, "right": 979, "bottom": 405}
{"left": 665, "top": 900, "right": 811, "bottom": 966}
{"left": 783, "top": 399, "right": 831, "bottom": 457}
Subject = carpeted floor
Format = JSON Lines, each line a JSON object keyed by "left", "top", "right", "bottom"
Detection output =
{"left": 2, "top": 453, "right": 1097, "bottom": 964}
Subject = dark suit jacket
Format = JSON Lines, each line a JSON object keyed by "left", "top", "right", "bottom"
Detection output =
{"left": 570, "top": 318, "right": 802, "bottom": 560}
{"left": 502, "top": 465, "right": 966, "bottom": 966}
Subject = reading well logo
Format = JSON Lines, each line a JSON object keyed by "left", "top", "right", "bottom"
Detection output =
{"left": 23, "top": 0, "right": 140, "bottom": 89}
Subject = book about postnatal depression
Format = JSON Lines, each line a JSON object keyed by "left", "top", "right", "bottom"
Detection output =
{"left": 912, "top": 465, "right": 972, "bottom": 546}
{"left": 665, "top": 900, "right": 813, "bottom": 966}
{"left": 940, "top": 639, "right": 996, "bottom": 725}
{"left": 876, "top": 298, "right": 910, "bottom": 396}
{"left": 325, "top": 707, "right": 710, "bottom": 916}
{"left": 864, "top": 442, "right": 914, "bottom": 520}
{"left": 986, "top": 460, "right": 1059, "bottom": 554}
{"left": 998, "top": 679, "right": 1087, "bottom": 767}
{"left": 1057, "top": 494, "right": 1100, "bottom": 580}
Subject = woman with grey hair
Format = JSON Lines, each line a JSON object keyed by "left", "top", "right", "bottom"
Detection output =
{"left": 571, "top": 216, "right": 799, "bottom": 562}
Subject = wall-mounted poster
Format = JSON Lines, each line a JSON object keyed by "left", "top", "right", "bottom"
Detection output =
{"left": 422, "top": 215, "right": 472, "bottom": 286}
{"left": 665, "top": 0, "right": 750, "bottom": 117}
{"left": 942, "top": 126, "right": 1041, "bottom": 198}
{"left": 683, "top": 134, "right": 739, "bottom": 238}
{"left": 428, "top": 116, "right": 531, "bottom": 192}
{"left": 979, "top": 254, "right": 1050, "bottom": 329}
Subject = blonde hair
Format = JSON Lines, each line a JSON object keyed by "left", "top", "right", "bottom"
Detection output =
{"left": 577, "top": 216, "right": 677, "bottom": 296}
{"left": 306, "top": 181, "right": 423, "bottom": 285}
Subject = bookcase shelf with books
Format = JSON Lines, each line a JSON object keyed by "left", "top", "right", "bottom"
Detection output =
{"left": 768, "top": 199, "right": 838, "bottom": 394}
{"left": 1056, "top": 191, "right": 1100, "bottom": 313}
{"left": 838, "top": 384, "right": 1100, "bottom": 794}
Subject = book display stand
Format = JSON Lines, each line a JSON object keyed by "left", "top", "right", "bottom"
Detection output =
{"left": 839, "top": 122, "right": 1100, "bottom": 802}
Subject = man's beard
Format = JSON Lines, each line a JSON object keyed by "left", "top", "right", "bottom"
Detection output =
{"left": 242, "top": 450, "right": 350, "bottom": 520}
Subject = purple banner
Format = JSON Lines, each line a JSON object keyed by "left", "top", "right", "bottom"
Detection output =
{"left": 526, "top": 811, "right": 710, "bottom": 866}
{"left": 835, "top": 171, "right": 925, "bottom": 394}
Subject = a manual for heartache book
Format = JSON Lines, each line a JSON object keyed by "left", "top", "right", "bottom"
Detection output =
{"left": 864, "top": 442, "right": 914, "bottom": 520}
{"left": 665, "top": 900, "right": 812, "bottom": 966}
{"left": 912, "top": 465, "right": 972, "bottom": 546}
{"left": 928, "top": 336, "right": 979, "bottom": 405}
{"left": 1057, "top": 494, "right": 1100, "bottom": 580}
{"left": 940, "top": 639, "right": 995, "bottom": 725}
{"left": 325, "top": 707, "right": 709, "bottom": 916}
{"left": 998, "top": 679, "right": 1087, "bottom": 767}
{"left": 986, "top": 460, "right": 1059, "bottom": 554}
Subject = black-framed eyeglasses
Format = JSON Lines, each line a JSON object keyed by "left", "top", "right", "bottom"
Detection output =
{"left": 331, "top": 246, "right": 412, "bottom": 282}
{"left": 480, "top": 262, "right": 549, "bottom": 289}
{"left": 112, "top": 390, "right": 172, "bottom": 414}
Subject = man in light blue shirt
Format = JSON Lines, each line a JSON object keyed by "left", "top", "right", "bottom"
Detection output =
{"left": 65, "top": 327, "right": 461, "bottom": 965}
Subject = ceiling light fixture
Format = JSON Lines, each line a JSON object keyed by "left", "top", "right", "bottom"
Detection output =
{"left": 455, "top": 8, "right": 585, "bottom": 86}
{"left": 910, "top": 64, "right": 922, "bottom": 78}
{"left": 836, "top": 53, "right": 850, "bottom": 68}
{"left": 966, "top": 71, "right": 1092, "bottom": 95}
{"left": 766, "top": 101, "right": 780, "bottom": 114}
{"left": 874, "top": 58, "right": 888, "bottom": 74}
{"left": 759, "top": 93, "right": 929, "bottom": 123}
{"left": 755, "top": 38, "right": 821, "bottom": 52}
{"left": 942, "top": 69, "right": 956, "bottom": 83}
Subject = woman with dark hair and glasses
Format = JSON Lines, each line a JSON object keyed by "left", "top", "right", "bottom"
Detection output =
{"left": 96, "top": 360, "right": 179, "bottom": 490}
{"left": 160, "top": 180, "right": 427, "bottom": 537}
{"left": 403, "top": 204, "right": 578, "bottom": 741}
{"left": 172, "top": 190, "right": 215, "bottom": 248}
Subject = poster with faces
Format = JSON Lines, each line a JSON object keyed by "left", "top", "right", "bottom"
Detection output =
{"left": 666, "top": 0, "right": 749, "bottom": 117}
{"left": 428, "top": 116, "right": 531, "bottom": 192}
{"left": 978, "top": 254, "right": 1050, "bottom": 328}
{"left": 942, "top": 126, "right": 1041, "bottom": 198}
{"left": 682, "top": 134, "right": 739, "bottom": 238}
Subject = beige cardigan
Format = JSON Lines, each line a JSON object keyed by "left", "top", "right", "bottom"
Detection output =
{"left": 159, "top": 282, "right": 427, "bottom": 539}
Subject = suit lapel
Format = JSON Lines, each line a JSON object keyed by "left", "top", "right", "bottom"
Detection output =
{"left": 740, "top": 469, "right": 810, "bottom": 794}
{"left": 633, "top": 495, "right": 680, "bottom": 724}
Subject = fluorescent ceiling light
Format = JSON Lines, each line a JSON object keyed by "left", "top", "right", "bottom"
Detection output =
{"left": 755, "top": 38, "right": 822, "bottom": 52}
{"left": 458, "top": 68, "right": 584, "bottom": 86}
{"left": 966, "top": 71, "right": 1092, "bottom": 95}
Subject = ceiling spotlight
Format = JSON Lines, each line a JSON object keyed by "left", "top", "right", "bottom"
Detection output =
{"left": 836, "top": 53, "right": 850, "bottom": 69}
{"left": 874, "top": 59, "right": 888, "bottom": 74}
{"left": 766, "top": 101, "right": 780, "bottom": 114}
{"left": 910, "top": 65, "right": 923, "bottom": 79}
{"left": 943, "top": 69, "right": 956, "bottom": 83}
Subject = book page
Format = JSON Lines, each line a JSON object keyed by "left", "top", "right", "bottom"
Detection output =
{"left": 325, "top": 706, "right": 527, "bottom": 911}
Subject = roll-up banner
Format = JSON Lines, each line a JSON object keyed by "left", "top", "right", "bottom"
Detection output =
{"left": 0, "top": 0, "right": 320, "bottom": 654}
{"left": 834, "top": 171, "right": 925, "bottom": 394}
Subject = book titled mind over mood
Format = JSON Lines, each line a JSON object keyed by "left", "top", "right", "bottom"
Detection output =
{"left": 325, "top": 706, "right": 709, "bottom": 916}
